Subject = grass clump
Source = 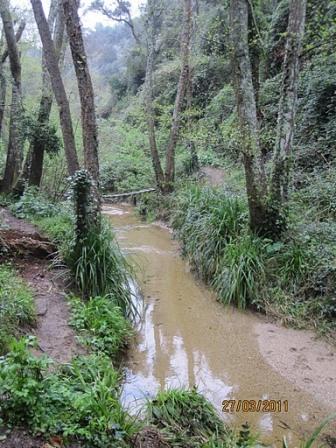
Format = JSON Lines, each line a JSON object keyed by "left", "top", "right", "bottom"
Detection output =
{"left": 146, "top": 388, "right": 242, "bottom": 447}
{"left": 69, "top": 295, "right": 133, "bottom": 360}
{"left": 0, "top": 337, "right": 136, "bottom": 447}
{"left": 67, "top": 221, "right": 134, "bottom": 317}
{"left": 172, "top": 185, "right": 247, "bottom": 282}
{"left": 0, "top": 266, "right": 35, "bottom": 354}
{"left": 212, "top": 236, "right": 266, "bottom": 309}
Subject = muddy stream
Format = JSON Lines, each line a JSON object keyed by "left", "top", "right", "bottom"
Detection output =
{"left": 104, "top": 204, "right": 336, "bottom": 447}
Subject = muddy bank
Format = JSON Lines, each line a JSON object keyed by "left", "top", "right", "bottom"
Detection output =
{"left": 104, "top": 204, "right": 336, "bottom": 446}
{"left": 257, "top": 323, "right": 335, "bottom": 407}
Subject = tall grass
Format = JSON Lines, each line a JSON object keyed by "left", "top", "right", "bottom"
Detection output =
{"left": 172, "top": 185, "right": 247, "bottom": 282}
{"left": 67, "top": 221, "right": 135, "bottom": 318}
{"left": 212, "top": 236, "right": 266, "bottom": 308}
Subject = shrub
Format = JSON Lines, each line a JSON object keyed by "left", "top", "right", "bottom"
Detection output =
{"left": 0, "top": 266, "right": 36, "bottom": 354}
{"left": 69, "top": 295, "right": 133, "bottom": 360}
{"left": 9, "top": 187, "right": 61, "bottom": 219}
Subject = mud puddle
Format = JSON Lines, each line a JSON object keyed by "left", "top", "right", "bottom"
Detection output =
{"left": 104, "top": 204, "right": 335, "bottom": 446}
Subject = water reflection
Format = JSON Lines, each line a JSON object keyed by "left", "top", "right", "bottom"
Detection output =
{"left": 105, "top": 205, "right": 330, "bottom": 446}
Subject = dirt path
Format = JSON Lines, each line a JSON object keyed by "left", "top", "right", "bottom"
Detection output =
{"left": 0, "top": 208, "right": 83, "bottom": 363}
{"left": 201, "top": 166, "right": 225, "bottom": 187}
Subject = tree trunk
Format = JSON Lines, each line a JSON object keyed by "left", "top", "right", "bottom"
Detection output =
{"left": 62, "top": 0, "right": 99, "bottom": 184}
{"left": 30, "top": 0, "right": 79, "bottom": 176}
{"left": 164, "top": 0, "right": 192, "bottom": 193}
{"left": 0, "top": 0, "right": 23, "bottom": 193}
{"left": 0, "top": 62, "right": 6, "bottom": 137}
{"left": 0, "top": 21, "right": 25, "bottom": 138}
{"left": 271, "top": 0, "right": 307, "bottom": 203}
{"left": 144, "top": 0, "right": 164, "bottom": 191}
{"left": 62, "top": 0, "right": 100, "bottom": 217}
{"left": 230, "top": 0, "right": 266, "bottom": 234}
{"left": 28, "top": 0, "right": 64, "bottom": 187}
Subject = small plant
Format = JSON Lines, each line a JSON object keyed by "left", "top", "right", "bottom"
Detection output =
{"left": 69, "top": 295, "right": 133, "bottom": 360}
{"left": 0, "top": 266, "right": 36, "bottom": 354}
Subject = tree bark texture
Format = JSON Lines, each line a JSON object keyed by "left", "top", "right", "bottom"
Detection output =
{"left": 0, "top": 0, "right": 23, "bottom": 193}
{"left": 144, "top": 0, "right": 165, "bottom": 190}
{"left": 30, "top": 0, "right": 79, "bottom": 176}
{"left": 164, "top": 0, "right": 192, "bottom": 192}
{"left": 230, "top": 0, "right": 266, "bottom": 233}
{"left": 271, "top": 0, "right": 307, "bottom": 203}
{"left": 28, "top": 0, "right": 64, "bottom": 187}
{"left": 62, "top": 0, "right": 100, "bottom": 183}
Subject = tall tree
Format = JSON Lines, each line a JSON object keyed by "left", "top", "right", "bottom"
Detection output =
{"left": 30, "top": 0, "right": 79, "bottom": 176}
{"left": 230, "top": 0, "right": 307, "bottom": 238}
{"left": 143, "top": 0, "right": 192, "bottom": 194}
{"left": 164, "top": 0, "right": 192, "bottom": 192}
{"left": 271, "top": 0, "right": 307, "bottom": 203}
{"left": 62, "top": 0, "right": 100, "bottom": 185}
{"left": 143, "top": 0, "right": 165, "bottom": 190}
{"left": 0, "top": 0, "right": 24, "bottom": 193}
{"left": 90, "top": 0, "right": 140, "bottom": 44}
{"left": 28, "top": 0, "right": 65, "bottom": 187}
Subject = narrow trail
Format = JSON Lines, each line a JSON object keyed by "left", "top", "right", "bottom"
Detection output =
{"left": 0, "top": 208, "right": 83, "bottom": 363}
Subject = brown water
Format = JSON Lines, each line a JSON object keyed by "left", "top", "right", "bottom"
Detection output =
{"left": 105, "top": 204, "right": 333, "bottom": 447}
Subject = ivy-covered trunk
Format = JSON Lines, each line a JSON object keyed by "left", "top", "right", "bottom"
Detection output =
{"left": 62, "top": 0, "right": 100, "bottom": 222}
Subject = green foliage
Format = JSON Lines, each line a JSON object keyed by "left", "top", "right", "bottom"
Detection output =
{"left": 0, "top": 338, "right": 136, "bottom": 447}
{"left": 10, "top": 187, "right": 61, "bottom": 219}
{"left": 0, "top": 266, "right": 36, "bottom": 355}
{"left": 213, "top": 236, "right": 266, "bottom": 309}
{"left": 67, "top": 221, "right": 134, "bottom": 317}
{"left": 24, "top": 114, "right": 62, "bottom": 157}
{"left": 69, "top": 295, "right": 132, "bottom": 360}
{"left": 146, "top": 388, "right": 233, "bottom": 447}
{"left": 172, "top": 185, "right": 247, "bottom": 282}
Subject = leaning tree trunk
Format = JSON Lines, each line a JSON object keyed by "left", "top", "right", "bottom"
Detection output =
{"left": 62, "top": 0, "right": 100, "bottom": 223}
{"left": 144, "top": 0, "right": 165, "bottom": 191}
{"left": 0, "top": 0, "right": 23, "bottom": 193}
{"left": 28, "top": 0, "right": 65, "bottom": 187}
{"left": 271, "top": 0, "right": 307, "bottom": 203}
{"left": 62, "top": 0, "right": 99, "bottom": 184}
{"left": 230, "top": 0, "right": 267, "bottom": 234}
{"left": 30, "top": 0, "right": 79, "bottom": 176}
{"left": 164, "top": 0, "right": 192, "bottom": 193}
